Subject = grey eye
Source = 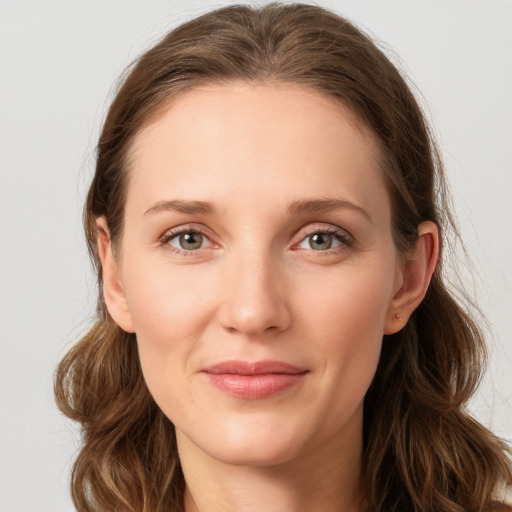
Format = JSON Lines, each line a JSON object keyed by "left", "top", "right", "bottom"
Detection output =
{"left": 296, "top": 231, "right": 345, "bottom": 251}
{"left": 308, "top": 233, "right": 334, "bottom": 250}
{"left": 170, "top": 231, "right": 204, "bottom": 250}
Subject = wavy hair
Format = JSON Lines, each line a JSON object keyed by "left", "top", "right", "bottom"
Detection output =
{"left": 55, "top": 3, "right": 511, "bottom": 511}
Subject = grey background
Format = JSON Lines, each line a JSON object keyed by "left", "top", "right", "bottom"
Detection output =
{"left": 1, "top": 1, "right": 511, "bottom": 510}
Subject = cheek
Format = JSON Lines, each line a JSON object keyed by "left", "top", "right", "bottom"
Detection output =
{"left": 125, "top": 260, "right": 219, "bottom": 342}
{"left": 122, "top": 260, "right": 220, "bottom": 402}
{"left": 299, "top": 259, "right": 394, "bottom": 340}
{"left": 295, "top": 258, "right": 396, "bottom": 391}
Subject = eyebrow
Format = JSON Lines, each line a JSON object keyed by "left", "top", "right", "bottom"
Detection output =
{"left": 143, "top": 197, "right": 371, "bottom": 221}
{"left": 144, "top": 200, "right": 216, "bottom": 216}
{"left": 287, "top": 198, "right": 371, "bottom": 222}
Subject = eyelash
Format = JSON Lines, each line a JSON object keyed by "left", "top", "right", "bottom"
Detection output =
{"left": 295, "top": 226, "right": 354, "bottom": 254}
{"left": 159, "top": 225, "right": 354, "bottom": 256}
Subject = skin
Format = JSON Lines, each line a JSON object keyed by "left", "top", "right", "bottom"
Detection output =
{"left": 97, "top": 82, "right": 438, "bottom": 512}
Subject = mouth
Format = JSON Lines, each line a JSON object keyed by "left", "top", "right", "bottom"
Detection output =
{"left": 201, "top": 360, "right": 308, "bottom": 399}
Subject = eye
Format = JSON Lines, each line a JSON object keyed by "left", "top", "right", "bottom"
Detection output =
{"left": 302, "top": 232, "right": 339, "bottom": 251}
{"left": 295, "top": 227, "right": 353, "bottom": 252}
{"left": 161, "top": 228, "right": 213, "bottom": 253}
{"left": 172, "top": 231, "right": 204, "bottom": 250}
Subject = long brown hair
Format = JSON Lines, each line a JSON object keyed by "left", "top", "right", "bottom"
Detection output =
{"left": 55, "top": 4, "right": 511, "bottom": 511}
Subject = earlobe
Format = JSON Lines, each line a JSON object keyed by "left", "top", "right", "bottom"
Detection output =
{"left": 384, "top": 221, "right": 439, "bottom": 335}
{"left": 96, "top": 217, "right": 135, "bottom": 333}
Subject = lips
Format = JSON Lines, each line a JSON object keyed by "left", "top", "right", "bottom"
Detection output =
{"left": 201, "top": 360, "right": 308, "bottom": 399}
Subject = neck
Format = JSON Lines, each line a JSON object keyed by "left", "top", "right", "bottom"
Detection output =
{"left": 178, "top": 422, "right": 364, "bottom": 512}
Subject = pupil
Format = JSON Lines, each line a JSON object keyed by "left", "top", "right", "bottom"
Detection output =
{"left": 180, "top": 232, "right": 202, "bottom": 250}
{"left": 310, "top": 233, "right": 332, "bottom": 250}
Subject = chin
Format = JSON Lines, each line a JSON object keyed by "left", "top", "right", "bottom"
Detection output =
{"left": 208, "top": 439, "right": 305, "bottom": 468}
{"left": 178, "top": 414, "right": 312, "bottom": 468}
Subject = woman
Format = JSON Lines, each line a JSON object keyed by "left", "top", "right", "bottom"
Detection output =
{"left": 55, "top": 3, "right": 512, "bottom": 511}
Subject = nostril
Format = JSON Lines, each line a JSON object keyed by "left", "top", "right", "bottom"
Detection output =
{"left": 216, "top": 261, "right": 292, "bottom": 336}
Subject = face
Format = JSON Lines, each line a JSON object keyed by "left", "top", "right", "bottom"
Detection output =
{"left": 105, "top": 82, "right": 407, "bottom": 467}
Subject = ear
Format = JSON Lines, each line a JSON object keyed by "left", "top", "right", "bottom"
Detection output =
{"left": 96, "top": 216, "right": 135, "bottom": 333}
{"left": 384, "top": 221, "right": 439, "bottom": 335}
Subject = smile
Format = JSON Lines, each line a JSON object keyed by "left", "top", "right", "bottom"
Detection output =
{"left": 201, "top": 360, "right": 309, "bottom": 399}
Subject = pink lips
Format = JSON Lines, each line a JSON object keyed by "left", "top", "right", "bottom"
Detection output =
{"left": 201, "top": 361, "right": 308, "bottom": 399}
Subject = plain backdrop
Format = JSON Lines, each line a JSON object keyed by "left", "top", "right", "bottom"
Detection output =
{"left": 1, "top": 1, "right": 511, "bottom": 510}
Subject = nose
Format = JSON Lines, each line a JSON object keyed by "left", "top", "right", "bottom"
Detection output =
{"left": 217, "top": 250, "right": 292, "bottom": 338}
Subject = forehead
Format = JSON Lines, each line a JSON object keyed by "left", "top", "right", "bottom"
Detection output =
{"left": 126, "top": 82, "right": 388, "bottom": 219}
